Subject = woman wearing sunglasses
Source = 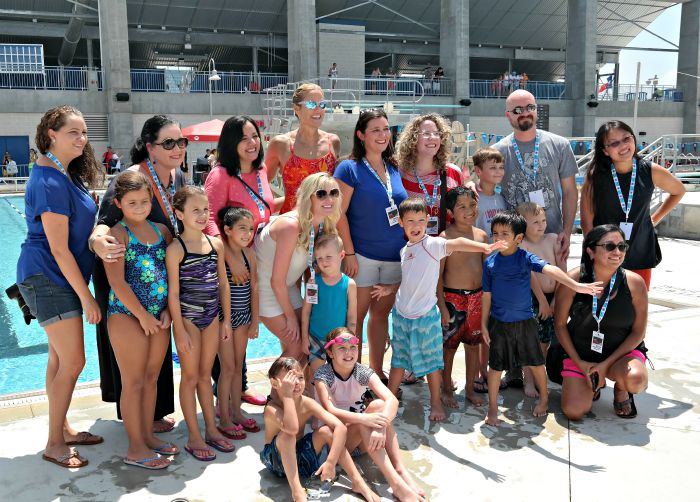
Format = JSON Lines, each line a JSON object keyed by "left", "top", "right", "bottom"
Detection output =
{"left": 90, "top": 115, "right": 188, "bottom": 433}
{"left": 265, "top": 83, "right": 340, "bottom": 213}
{"left": 255, "top": 172, "right": 342, "bottom": 361}
{"left": 580, "top": 120, "right": 685, "bottom": 289}
{"left": 551, "top": 224, "right": 649, "bottom": 420}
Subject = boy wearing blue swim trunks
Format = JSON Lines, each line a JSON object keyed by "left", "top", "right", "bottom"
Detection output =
{"left": 372, "top": 198, "right": 506, "bottom": 422}
{"left": 261, "top": 357, "right": 377, "bottom": 502}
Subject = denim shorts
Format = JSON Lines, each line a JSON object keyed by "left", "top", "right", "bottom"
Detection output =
{"left": 17, "top": 273, "right": 82, "bottom": 327}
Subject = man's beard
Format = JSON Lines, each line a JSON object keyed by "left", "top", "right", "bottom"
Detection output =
{"left": 517, "top": 118, "right": 534, "bottom": 132}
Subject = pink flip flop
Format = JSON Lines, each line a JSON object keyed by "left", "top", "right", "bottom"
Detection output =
{"left": 235, "top": 418, "right": 260, "bottom": 433}
{"left": 217, "top": 424, "right": 247, "bottom": 440}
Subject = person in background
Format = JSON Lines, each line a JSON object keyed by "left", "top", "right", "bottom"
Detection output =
{"left": 328, "top": 62, "right": 338, "bottom": 90}
{"left": 5, "top": 153, "right": 18, "bottom": 177}
{"left": 102, "top": 146, "right": 113, "bottom": 172}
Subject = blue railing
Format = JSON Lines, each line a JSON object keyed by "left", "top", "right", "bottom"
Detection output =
{"left": 470, "top": 79, "right": 566, "bottom": 99}
{"left": 130, "top": 69, "right": 288, "bottom": 93}
{"left": 0, "top": 66, "right": 102, "bottom": 91}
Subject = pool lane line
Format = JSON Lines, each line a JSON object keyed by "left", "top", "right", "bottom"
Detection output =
{"left": 3, "top": 198, "right": 25, "bottom": 219}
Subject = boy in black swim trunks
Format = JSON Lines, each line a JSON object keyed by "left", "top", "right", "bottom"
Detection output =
{"left": 482, "top": 212, "right": 602, "bottom": 427}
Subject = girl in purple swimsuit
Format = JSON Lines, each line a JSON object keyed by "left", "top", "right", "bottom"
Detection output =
{"left": 166, "top": 186, "right": 234, "bottom": 461}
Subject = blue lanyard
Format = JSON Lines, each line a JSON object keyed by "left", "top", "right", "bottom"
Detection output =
{"left": 414, "top": 169, "right": 440, "bottom": 209}
{"left": 362, "top": 158, "right": 394, "bottom": 206}
{"left": 610, "top": 159, "right": 636, "bottom": 222}
{"left": 243, "top": 172, "right": 266, "bottom": 220}
{"left": 146, "top": 159, "right": 178, "bottom": 235}
{"left": 592, "top": 270, "right": 617, "bottom": 331}
{"left": 45, "top": 152, "right": 67, "bottom": 176}
{"left": 308, "top": 222, "right": 324, "bottom": 282}
{"left": 511, "top": 130, "right": 540, "bottom": 183}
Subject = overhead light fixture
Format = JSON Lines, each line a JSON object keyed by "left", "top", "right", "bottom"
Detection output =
{"left": 241, "top": 30, "right": 245, "bottom": 35}
{"left": 32, "top": 18, "right": 37, "bottom": 23}
{"left": 402, "top": 39, "right": 406, "bottom": 43}
{"left": 478, "top": 44, "right": 482, "bottom": 47}
{"left": 378, "top": 37, "right": 382, "bottom": 42}
{"left": 187, "top": 27, "right": 192, "bottom": 32}
{"left": 137, "top": 24, "right": 141, "bottom": 29}
{"left": 213, "top": 28, "right": 218, "bottom": 33}
{"left": 161, "top": 26, "right": 166, "bottom": 30}
{"left": 424, "top": 41, "right": 428, "bottom": 45}
{"left": 184, "top": 43, "right": 192, "bottom": 50}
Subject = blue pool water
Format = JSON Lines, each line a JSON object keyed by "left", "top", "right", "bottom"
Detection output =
{"left": 1, "top": 195, "right": 364, "bottom": 397}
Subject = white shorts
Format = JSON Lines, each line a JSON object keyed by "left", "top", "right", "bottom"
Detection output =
{"left": 259, "top": 284, "right": 303, "bottom": 318}
{"left": 354, "top": 253, "right": 402, "bottom": 288}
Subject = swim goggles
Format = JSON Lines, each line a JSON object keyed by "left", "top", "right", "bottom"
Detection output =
{"left": 324, "top": 334, "right": 360, "bottom": 349}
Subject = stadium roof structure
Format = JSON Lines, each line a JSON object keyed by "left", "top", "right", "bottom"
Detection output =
{"left": 0, "top": 0, "right": 684, "bottom": 79}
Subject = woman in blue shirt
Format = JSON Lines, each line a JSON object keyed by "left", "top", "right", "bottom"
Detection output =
{"left": 335, "top": 109, "right": 408, "bottom": 378}
{"left": 16, "top": 106, "right": 103, "bottom": 468}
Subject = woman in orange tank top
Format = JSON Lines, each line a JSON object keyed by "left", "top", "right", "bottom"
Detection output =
{"left": 265, "top": 83, "right": 341, "bottom": 213}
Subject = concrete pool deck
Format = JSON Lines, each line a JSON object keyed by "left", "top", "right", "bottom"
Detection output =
{"left": 1, "top": 234, "right": 699, "bottom": 501}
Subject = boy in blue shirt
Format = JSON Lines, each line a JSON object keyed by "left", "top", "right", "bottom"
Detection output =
{"left": 482, "top": 212, "right": 602, "bottom": 426}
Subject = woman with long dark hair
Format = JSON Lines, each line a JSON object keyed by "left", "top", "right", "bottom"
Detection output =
{"left": 580, "top": 120, "right": 684, "bottom": 289}
{"left": 90, "top": 115, "right": 188, "bottom": 434}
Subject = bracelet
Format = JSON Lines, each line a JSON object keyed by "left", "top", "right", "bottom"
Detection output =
{"left": 88, "top": 234, "right": 103, "bottom": 253}
{"left": 345, "top": 252, "right": 355, "bottom": 256}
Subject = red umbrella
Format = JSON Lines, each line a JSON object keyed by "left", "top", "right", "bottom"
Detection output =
{"left": 182, "top": 119, "right": 225, "bottom": 142}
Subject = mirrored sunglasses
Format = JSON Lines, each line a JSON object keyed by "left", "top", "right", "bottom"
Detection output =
{"left": 508, "top": 103, "right": 537, "bottom": 115}
{"left": 304, "top": 100, "right": 328, "bottom": 110}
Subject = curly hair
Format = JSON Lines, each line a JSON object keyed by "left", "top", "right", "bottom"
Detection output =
{"left": 294, "top": 172, "right": 340, "bottom": 251}
{"left": 395, "top": 113, "right": 452, "bottom": 172}
{"left": 35, "top": 105, "right": 102, "bottom": 188}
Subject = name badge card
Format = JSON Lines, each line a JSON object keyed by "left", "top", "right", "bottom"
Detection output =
{"left": 427, "top": 216, "right": 439, "bottom": 235}
{"left": 305, "top": 282, "right": 318, "bottom": 304}
{"left": 529, "top": 189, "right": 545, "bottom": 208}
{"left": 619, "top": 221, "right": 633, "bottom": 240}
{"left": 386, "top": 204, "right": 399, "bottom": 226}
{"left": 591, "top": 331, "right": 604, "bottom": 354}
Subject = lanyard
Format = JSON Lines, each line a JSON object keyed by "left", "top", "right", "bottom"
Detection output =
{"left": 146, "top": 159, "right": 178, "bottom": 234}
{"left": 362, "top": 158, "right": 394, "bottom": 206}
{"left": 45, "top": 152, "right": 67, "bottom": 176}
{"left": 610, "top": 159, "right": 636, "bottom": 222}
{"left": 511, "top": 130, "right": 540, "bottom": 183}
{"left": 243, "top": 171, "right": 266, "bottom": 220}
{"left": 414, "top": 169, "right": 440, "bottom": 209}
{"left": 592, "top": 270, "right": 617, "bottom": 332}
{"left": 308, "top": 222, "right": 324, "bottom": 282}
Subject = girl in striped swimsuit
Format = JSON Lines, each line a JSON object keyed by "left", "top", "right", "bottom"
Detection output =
{"left": 215, "top": 206, "right": 261, "bottom": 440}
{"left": 166, "top": 186, "right": 234, "bottom": 462}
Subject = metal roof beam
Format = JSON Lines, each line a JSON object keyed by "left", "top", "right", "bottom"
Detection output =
{"left": 0, "top": 8, "right": 96, "bottom": 21}
{"left": 367, "top": 0, "right": 437, "bottom": 34}
{"left": 599, "top": 4, "right": 679, "bottom": 49}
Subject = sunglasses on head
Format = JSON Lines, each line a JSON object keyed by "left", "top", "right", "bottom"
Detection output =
{"left": 315, "top": 188, "right": 340, "bottom": 199}
{"left": 359, "top": 107, "right": 383, "bottom": 117}
{"left": 596, "top": 242, "right": 629, "bottom": 252}
{"left": 324, "top": 335, "right": 360, "bottom": 349}
{"left": 304, "top": 100, "right": 328, "bottom": 110}
{"left": 153, "top": 137, "right": 189, "bottom": 150}
{"left": 604, "top": 135, "right": 634, "bottom": 149}
{"left": 508, "top": 103, "right": 537, "bottom": 115}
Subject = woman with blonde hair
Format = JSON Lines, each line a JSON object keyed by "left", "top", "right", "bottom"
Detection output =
{"left": 265, "top": 83, "right": 341, "bottom": 213}
{"left": 255, "top": 172, "right": 342, "bottom": 360}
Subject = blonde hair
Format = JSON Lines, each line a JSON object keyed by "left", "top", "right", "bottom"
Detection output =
{"left": 516, "top": 201, "right": 545, "bottom": 218}
{"left": 291, "top": 83, "right": 323, "bottom": 118}
{"left": 295, "top": 172, "right": 340, "bottom": 250}
{"left": 315, "top": 233, "right": 343, "bottom": 254}
{"left": 396, "top": 113, "right": 452, "bottom": 172}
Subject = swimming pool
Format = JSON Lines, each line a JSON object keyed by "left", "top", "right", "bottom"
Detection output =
{"left": 0, "top": 195, "right": 361, "bottom": 397}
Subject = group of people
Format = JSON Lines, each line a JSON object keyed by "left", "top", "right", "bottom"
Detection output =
{"left": 13, "top": 85, "right": 685, "bottom": 501}
{"left": 492, "top": 71, "right": 530, "bottom": 96}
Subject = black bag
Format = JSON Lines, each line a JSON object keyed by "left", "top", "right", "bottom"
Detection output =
{"left": 438, "top": 169, "right": 448, "bottom": 234}
{"left": 5, "top": 283, "right": 35, "bottom": 325}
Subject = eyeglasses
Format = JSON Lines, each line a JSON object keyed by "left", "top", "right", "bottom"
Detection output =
{"left": 507, "top": 103, "right": 537, "bottom": 115}
{"left": 596, "top": 242, "right": 629, "bottom": 252}
{"left": 419, "top": 131, "right": 441, "bottom": 139}
{"left": 153, "top": 137, "right": 189, "bottom": 150}
{"left": 315, "top": 188, "right": 340, "bottom": 199}
{"left": 604, "top": 135, "right": 634, "bottom": 149}
{"left": 324, "top": 335, "right": 360, "bottom": 349}
{"left": 304, "top": 100, "right": 328, "bottom": 110}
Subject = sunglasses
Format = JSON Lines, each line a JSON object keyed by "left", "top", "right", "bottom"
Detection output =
{"left": 596, "top": 242, "right": 629, "bottom": 252}
{"left": 153, "top": 137, "right": 189, "bottom": 150}
{"left": 604, "top": 135, "right": 634, "bottom": 149}
{"left": 508, "top": 103, "right": 537, "bottom": 115}
{"left": 324, "top": 335, "right": 360, "bottom": 349}
{"left": 315, "top": 188, "right": 340, "bottom": 199}
{"left": 304, "top": 100, "right": 328, "bottom": 110}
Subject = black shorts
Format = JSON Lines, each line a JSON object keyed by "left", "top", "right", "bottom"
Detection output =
{"left": 488, "top": 317, "right": 545, "bottom": 372}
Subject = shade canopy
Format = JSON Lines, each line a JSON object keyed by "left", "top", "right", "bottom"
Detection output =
{"left": 182, "top": 119, "right": 225, "bottom": 142}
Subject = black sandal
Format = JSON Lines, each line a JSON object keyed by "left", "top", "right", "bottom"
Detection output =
{"left": 613, "top": 392, "right": 637, "bottom": 419}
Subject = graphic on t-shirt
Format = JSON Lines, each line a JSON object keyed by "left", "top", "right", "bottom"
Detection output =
{"left": 502, "top": 151, "right": 556, "bottom": 211}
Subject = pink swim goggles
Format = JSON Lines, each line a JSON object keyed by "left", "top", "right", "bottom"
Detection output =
{"left": 324, "top": 334, "right": 360, "bottom": 349}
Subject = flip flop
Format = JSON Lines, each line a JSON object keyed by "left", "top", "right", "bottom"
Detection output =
{"left": 205, "top": 438, "right": 236, "bottom": 453}
{"left": 65, "top": 431, "right": 104, "bottom": 446}
{"left": 42, "top": 449, "right": 88, "bottom": 469}
{"left": 593, "top": 383, "right": 606, "bottom": 402}
{"left": 473, "top": 379, "right": 488, "bottom": 394}
{"left": 152, "top": 442, "right": 180, "bottom": 455}
{"left": 235, "top": 418, "right": 260, "bottom": 433}
{"left": 152, "top": 418, "right": 176, "bottom": 434}
{"left": 613, "top": 393, "right": 637, "bottom": 419}
{"left": 218, "top": 424, "right": 247, "bottom": 440}
{"left": 184, "top": 445, "right": 216, "bottom": 461}
{"left": 123, "top": 455, "right": 170, "bottom": 470}
{"left": 241, "top": 393, "right": 267, "bottom": 406}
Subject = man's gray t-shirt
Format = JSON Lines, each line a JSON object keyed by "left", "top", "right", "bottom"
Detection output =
{"left": 475, "top": 192, "right": 507, "bottom": 240}
{"left": 493, "top": 129, "right": 577, "bottom": 234}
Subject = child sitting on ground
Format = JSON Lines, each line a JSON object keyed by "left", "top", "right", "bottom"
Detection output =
{"left": 517, "top": 202, "right": 564, "bottom": 398}
{"left": 437, "top": 186, "right": 489, "bottom": 409}
{"left": 372, "top": 198, "right": 506, "bottom": 422}
{"left": 314, "top": 327, "right": 425, "bottom": 502}
{"left": 472, "top": 148, "right": 507, "bottom": 241}
{"left": 482, "top": 211, "right": 602, "bottom": 426}
{"left": 261, "top": 357, "right": 379, "bottom": 502}
{"left": 301, "top": 234, "right": 357, "bottom": 377}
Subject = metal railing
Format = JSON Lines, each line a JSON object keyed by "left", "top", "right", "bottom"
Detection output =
{"left": 130, "top": 69, "right": 288, "bottom": 93}
{"left": 470, "top": 79, "right": 566, "bottom": 99}
{"left": 598, "top": 84, "right": 683, "bottom": 102}
{"left": 0, "top": 66, "right": 103, "bottom": 91}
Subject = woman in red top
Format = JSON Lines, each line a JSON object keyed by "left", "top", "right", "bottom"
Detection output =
{"left": 265, "top": 83, "right": 341, "bottom": 213}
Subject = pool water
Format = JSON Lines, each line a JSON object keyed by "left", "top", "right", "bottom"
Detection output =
{"left": 0, "top": 195, "right": 369, "bottom": 397}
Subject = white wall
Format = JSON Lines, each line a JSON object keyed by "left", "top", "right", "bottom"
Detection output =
{"left": 317, "top": 21, "right": 365, "bottom": 79}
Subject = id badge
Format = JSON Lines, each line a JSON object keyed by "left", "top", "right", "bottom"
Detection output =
{"left": 305, "top": 282, "right": 318, "bottom": 304}
{"left": 591, "top": 331, "right": 604, "bottom": 354}
{"left": 386, "top": 204, "right": 399, "bottom": 226}
{"left": 619, "top": 221, "right": 633, "bottom": 240}
{"left": 528, "top": 189, "right": 546, "bottom": 208}
{"left": 427, "top": 216, "right": 439, "bottom": 235}
{"left": 256, "top": 222, "right": 265, "bottom": 236}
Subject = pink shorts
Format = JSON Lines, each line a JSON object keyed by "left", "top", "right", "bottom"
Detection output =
{"left": 561, "top": 349, "right": 646, "bottom": 379}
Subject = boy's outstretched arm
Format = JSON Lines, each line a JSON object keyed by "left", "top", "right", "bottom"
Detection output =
{"left": 542, "top": 264, "right": 603, "bottom": 296}
{"left": 446, "top": 237, "right": 508, "bottom": 255}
